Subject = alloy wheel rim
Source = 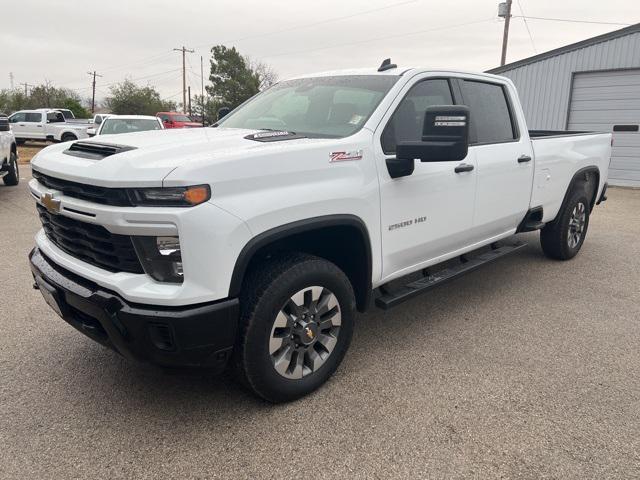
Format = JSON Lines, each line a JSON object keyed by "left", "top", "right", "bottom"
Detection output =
{"left": 269, "top": 286, "right": 341, "bottom": 379}
{"left": 567, "top": 202, "right": 586, "bottom": 248}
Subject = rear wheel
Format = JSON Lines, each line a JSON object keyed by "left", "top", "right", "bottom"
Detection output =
{"left": 235, "top": 253, "right": 355, "bottom": 403}
{"left": 3, "top": 151, "right": 19, "bottom": 186}
{"left": 540, "top": 186, "right": 590, "bottom": 260}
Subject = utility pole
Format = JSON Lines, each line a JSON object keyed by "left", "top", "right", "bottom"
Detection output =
{"left": 188, "top": 86, "right": 192, "bottom": 116}
{"left": 173, "top": 46, "right": 194, "bottom": 113}
{"left": 499, "top": 0, "right": 513, "bottom": 66}
{"left": 9, "top": 72, "right": 14, "bottom": 90}
{"left": 20, "top": 82, "right": 34, "bottom": 96}
{"left": 87, "top": 70, "right": 103, "bottom": 113}
{"left": 200, "top": 55, "right": 205, "bottom": 126}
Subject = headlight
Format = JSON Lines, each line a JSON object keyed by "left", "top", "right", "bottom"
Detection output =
{"left": 132, "top": 236, "right": 183, "bottom": 283}
{"left": 128, "top": 185, "right": 210, "bottom": 207}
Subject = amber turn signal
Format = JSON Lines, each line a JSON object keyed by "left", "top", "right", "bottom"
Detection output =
{"left": 184, "top": 185, "right": 211, "bottom": 205}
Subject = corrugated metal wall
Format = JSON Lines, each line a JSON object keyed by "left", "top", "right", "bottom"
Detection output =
{"left": 497, "top": 31, "right": 640, "bottom": 130}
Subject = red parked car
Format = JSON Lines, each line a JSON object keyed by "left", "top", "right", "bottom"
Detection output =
{"left": 156, "top": 112, "right": 202, "bottom": 129}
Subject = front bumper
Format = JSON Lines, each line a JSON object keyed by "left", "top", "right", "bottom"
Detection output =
{"left": 30, "top": 247, "right": 239, "bottom": 371}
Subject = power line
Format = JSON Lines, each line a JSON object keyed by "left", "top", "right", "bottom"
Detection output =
{"left": 516, "top": 0, "right": 537, "bottom": 54}
{"left": 191, "top": 0, "right": 419, "bottom": 50}
{"left": 260, "top": 17, "right": 494, "bottom": 60}
{"left": 512, "top": 15, "right": 632, "bottom": 26}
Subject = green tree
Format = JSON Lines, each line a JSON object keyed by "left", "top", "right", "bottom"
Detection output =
{"left": 0, "top": 83, "right": 90, "bottom": 117}
{"left": 205, "top": 46, "right": 277, "bottom": 111}
{"left": 104, "top": 80, "right": 176, "bottom": 115}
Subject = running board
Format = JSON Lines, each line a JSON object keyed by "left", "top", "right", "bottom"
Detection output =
{"left": 375, "top": 242, "right": 527, "bottom": 310}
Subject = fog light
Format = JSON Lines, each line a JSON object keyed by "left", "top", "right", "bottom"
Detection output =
{"left": 132, "top": 236, "right": 183, "bottom": 283}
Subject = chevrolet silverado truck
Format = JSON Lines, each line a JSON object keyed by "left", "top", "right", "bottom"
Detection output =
{"left": 9, "top": 109, "right": 90, "bottom": 144}
{"left": 28, "top": 62, "right": 610, "bottom": 402}
{"left": 0, "top": 114, "right": 19, "bottom": 186}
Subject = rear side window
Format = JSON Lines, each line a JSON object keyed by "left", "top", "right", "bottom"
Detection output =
{"left": 25, "top": 113, "right": 42, "bottom": 122}
{"left": 461, "top": 81, "right": 516, "bottom": 144}
{"left": 47, "top": 112, "right": 64, "bottom": 123}
{"left": 381, "top": 79, "right": 454, "bottom": 154}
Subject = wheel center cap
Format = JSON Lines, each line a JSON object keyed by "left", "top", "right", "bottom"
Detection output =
{"left": 296, "top": 322, "right": 318, "bottom": 345}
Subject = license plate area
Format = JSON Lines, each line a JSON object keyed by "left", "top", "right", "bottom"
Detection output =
{"left": 35, "top": 275, "right": 65, "bottom": 318}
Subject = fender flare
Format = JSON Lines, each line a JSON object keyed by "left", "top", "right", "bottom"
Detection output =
{"left": 228, "top": 214, "right": 373, "bottom": 309}
{"left": 561, "top": 166, "right": 600, "bottom": 212}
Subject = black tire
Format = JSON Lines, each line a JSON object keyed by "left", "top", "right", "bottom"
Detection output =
{"left": 16, "top": 139, "right": 25, "bottom": 146}
{"left": 61, "top": 133, "right": 77, "bottom": 143}
{"left": 3, "top": 151, "right": 19, "bottom": 186}
{"left": 235, "top": 253, "right": 355, "bottom": 403}
{"left": 540, "top": 185, "right": 590, "bottom": 260}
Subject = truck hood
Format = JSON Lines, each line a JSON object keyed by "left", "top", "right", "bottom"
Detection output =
{"left": 30, "top": 127, "right": 335, "bottom": 187}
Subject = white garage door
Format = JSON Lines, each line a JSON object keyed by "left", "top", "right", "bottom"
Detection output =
{"left": 568, "top": 69, "right": 640, "bottom": 187}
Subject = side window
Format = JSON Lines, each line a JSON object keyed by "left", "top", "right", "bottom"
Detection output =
{"left": 381, "top": 79, "right": 454, "bottom": 154}
{"left": 10, "top": 113, "right": 26, "bottom": 123}
{"left": 25, "top": 113, "right": 43, "bottom": 122}
{"left": 46, "top": 112, "right": 64, "bottom": 123}
{"left": 460, "top": 81, "right": 516, "bottom": 144}
{"left": 158, "top": 114, "right": 169, "bottom": 122}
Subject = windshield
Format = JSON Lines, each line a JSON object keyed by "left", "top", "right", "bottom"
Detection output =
{"left": 171, "top": 114, "right": 193, "bottom": 122}
{"left": 217, "top": 75, "right": 399, "bottom": 138}
{"left": 100, "top": 118, "right": 161, "bottom": 135}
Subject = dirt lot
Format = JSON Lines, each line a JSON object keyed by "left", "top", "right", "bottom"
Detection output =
{"left": 17, "top": 142, "right": 49, "bottom": 163}
{"left": 1, "top": 167, "right": 639, "bottom": 479}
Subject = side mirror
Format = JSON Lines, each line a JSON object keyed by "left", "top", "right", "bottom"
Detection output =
{"left": 390, "top": 106, "right": 470, "bottom": 178}
{"left": 217, "top": 107, "right": 231, "bottom": 120}
{"left": 87, "top": 127, "right": 96, "bottom": 136}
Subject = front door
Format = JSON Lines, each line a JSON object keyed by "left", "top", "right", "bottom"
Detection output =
{"left": 9, "top": 112, "right": 27, "bottom": 139}
{"left": 375, "top": 77, "right": 478, "bottom": 282}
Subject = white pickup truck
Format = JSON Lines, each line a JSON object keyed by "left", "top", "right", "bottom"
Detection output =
{"left": 9, "top": 109, "right": 90, "bottom": 144}
{"left": 0, "top": 115, "right": 19, "bottom": 186}
{"left": 28, "top": 63, "right": 610, "bottom": 402}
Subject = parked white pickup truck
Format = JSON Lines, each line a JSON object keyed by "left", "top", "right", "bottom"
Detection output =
{"left": 9, "top": 109, "right": 90, "bottom": 144}
{"left": 0, "top": 115, "right": 19, "bottom": 186}
{"left": 28, "top": 62, "right": 610, "bottom": 402}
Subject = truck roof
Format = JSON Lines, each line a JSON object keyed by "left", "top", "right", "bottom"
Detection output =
{"left": 288, "top": 66, "right": 508, "bottom": 82}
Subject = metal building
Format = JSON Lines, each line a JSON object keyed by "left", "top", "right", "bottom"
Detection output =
{"left": 488, "top": 24, "right": 640, "bottom": 187}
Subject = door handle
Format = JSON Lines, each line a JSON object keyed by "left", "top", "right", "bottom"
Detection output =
{"left": 454, "top": 163, "right": 474, "bottom": 173}
{"left": 36, "top": 125, "right": 43, "bottom": 128}
{"left": 518, "top": 155, "right": 532, "bottom": 163}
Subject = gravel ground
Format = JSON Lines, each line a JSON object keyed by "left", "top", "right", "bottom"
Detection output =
{"left": 1, "top": 166, "right": 639, "bottom": 479}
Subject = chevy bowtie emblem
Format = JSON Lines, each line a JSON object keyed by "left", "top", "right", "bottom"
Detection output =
{"left": 305, "top": 327, "right": 315, "bottom": 340}
{"left": 41, "top": 192, "right": 61, "bottom": 214}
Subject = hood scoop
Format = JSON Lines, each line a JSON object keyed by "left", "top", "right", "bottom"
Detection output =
{"left": 63, "top": 141, "right": 136, "bottom": 160}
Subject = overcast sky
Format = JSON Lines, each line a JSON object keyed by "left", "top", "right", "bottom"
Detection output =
{"left": 1, "top": 0, "right": 637, "bottom": 105}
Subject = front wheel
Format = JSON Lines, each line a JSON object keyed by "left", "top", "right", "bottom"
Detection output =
{"left": 61, "top": 133, "right": 77, "bottom": 143}
{"left": 235, "top": 253, "right": 355, "bottom": 403}
{"left": 3, "top": 151, "right": 19, "bottom": 186}
{"left": 540, "top": 186, "right": 590, "bottom": 260}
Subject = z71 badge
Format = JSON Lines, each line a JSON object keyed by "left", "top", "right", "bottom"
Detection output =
{"left": 329, "top": 150, "right": 363, "bottom": 163}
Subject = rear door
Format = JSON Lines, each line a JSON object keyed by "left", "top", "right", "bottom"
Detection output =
{"left": 25, "top": 112, "right": 46, "bottom": 139}
{"left": 458, "top": 79, "right": 534, "bottom": 239}
{"left": 376, "top": 76, "right": 478, "bottom": 281}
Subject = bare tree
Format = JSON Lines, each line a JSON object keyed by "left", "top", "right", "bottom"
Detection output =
{"left": 246, "top": 57, "right": 279, "bottom": 90}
